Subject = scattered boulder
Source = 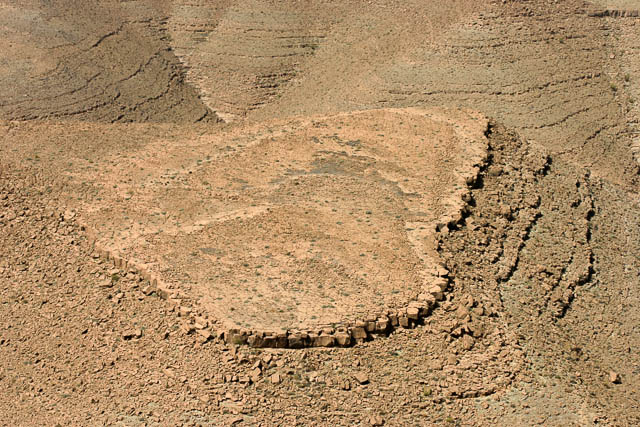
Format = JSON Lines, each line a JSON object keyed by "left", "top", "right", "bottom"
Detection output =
{"left": 122, "top": 328, "right": 142, "bottom": 340}
{"left": 369, "top": 415, "right": 385, "bottom": 426}
{"left": 270, "top": 373, "right": 282, "bottom": 384}
{"left": 609, "top": 371, "right": 621, "bottom": 384}
{"left": 354, "top": 372, "right": 370, "bottom": 385}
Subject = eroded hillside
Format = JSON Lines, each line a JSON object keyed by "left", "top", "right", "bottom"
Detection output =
{"left": 1, "top": 0, "right": 638, "bottom": 425}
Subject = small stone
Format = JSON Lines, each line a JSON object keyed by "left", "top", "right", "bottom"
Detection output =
{"left": 354, "top": 372, "right": 369, "bottom": 385}
{"left": 63, "top": 210, "right": 76, "bottom": 221}
{"left": 112, "top": 255, "right": 125, "bottom": 269}
{"left": 609, "top": 371, "right": 621, "bottom": 384}
{"left": 369, "top": 415, "right": 384, "bottom": 426}
{"left": 194, "top": 316, "right": 208, "bottom": 329}
{"left": 123, "top": 328, "right": 142, "bottom": 340}
{"left": 429, "top": 359, "right": 443, "bottom": 370}
{"left": 250, "top": 367, "right": 261, "bottom": 383}
{"left": 460, "top": 334, "right": 475, "bottom": 351}
{"left": 179, "top": 322, "right": 195, "bottom": 335}
{"left": 156, "top": 284, "right": 172, "bottom": 300}
{"left": 99, "top": 278, "right": 113, "bottom": 288}
{"left": 351, "top": 327, "right": 367, "bottom": 340}
{"left": 270, "top": 373, "right": 282, "bottom": 384}
{"left": 407, "top": 307, "right": 420, "bottom": 320}
{"left": 455, "top": 305, "right": 469, "bottom": 319}
{"left": 179, "top": 306, "right": 191, "bottom": 317}
{"left": 196, "top": 329, "right": 212, "bottom": 341}
{"left": 499, "top": 205, "right": 512, "bottom": 220}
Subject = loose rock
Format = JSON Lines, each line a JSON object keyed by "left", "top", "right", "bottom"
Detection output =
{"left": 609, "top": 371, "right": 621, "bottom": 384}
{"left": 354, "top": 372, "right": 370, "bottom": 385}
{"left": 270, "top": 373, "right": 282, "bottom": 384}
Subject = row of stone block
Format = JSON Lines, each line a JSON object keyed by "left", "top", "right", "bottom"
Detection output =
{"left": 79, "top": 210, "right": 453, "bottom": 348}
{"left": 588, "top": 9, "right": 639, "bottom": 18}
{"left": 222, "top": 271, "right": 449, "bottom": 349}
{"left": 82, "top": 214, "right": 453, "bottom": 349}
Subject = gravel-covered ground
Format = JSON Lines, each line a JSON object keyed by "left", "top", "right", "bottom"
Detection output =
{"left": 1, "top": 0, "right": 639, "bottom": 425}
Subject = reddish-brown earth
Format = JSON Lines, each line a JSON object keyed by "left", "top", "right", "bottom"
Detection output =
{"left": 1, "top": 0, "right": 639, "bottom": 425}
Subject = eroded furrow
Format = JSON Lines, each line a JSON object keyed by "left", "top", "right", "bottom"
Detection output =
{"left": 374, "top": 1, "right": 631, "bottom": 184}
{"left": 168, "top": 0, "right": 327, "bottom": 121}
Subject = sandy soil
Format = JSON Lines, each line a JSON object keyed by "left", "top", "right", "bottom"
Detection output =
{"left": 1, "top": 0, "right": 639, "bottom": 425}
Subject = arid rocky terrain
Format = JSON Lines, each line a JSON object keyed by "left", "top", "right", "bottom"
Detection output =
{"left": 1, "top": 0, "right": 639, "bottom": 425}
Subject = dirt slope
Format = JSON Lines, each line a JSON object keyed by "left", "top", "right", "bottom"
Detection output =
{"left": 1, "top": 0, "right": 639, "bottom": 425}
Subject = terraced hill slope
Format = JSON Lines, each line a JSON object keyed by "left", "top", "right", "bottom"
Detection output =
{"left": 0, "top": 0, "right": 214, "bottom": 122}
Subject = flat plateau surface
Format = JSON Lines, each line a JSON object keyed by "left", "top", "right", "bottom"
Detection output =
{"left": 3, "top": 109, "right": 487, "bottom": 331}
{"left": 73, "top": 109, "right": 486, "bottom": 330}
{"left": 1, "top": 0, "right": 639, "bottom": 425}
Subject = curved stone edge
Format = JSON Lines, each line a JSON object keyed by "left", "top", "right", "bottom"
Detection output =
{"left": 80, "top": 228, "right": 449, "bottom": 348}
{"left": 76, "top": 121, "right": 490, "bottom": 349}
{"left": 587, "top": 9, "right": 639, "bottom": 18}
